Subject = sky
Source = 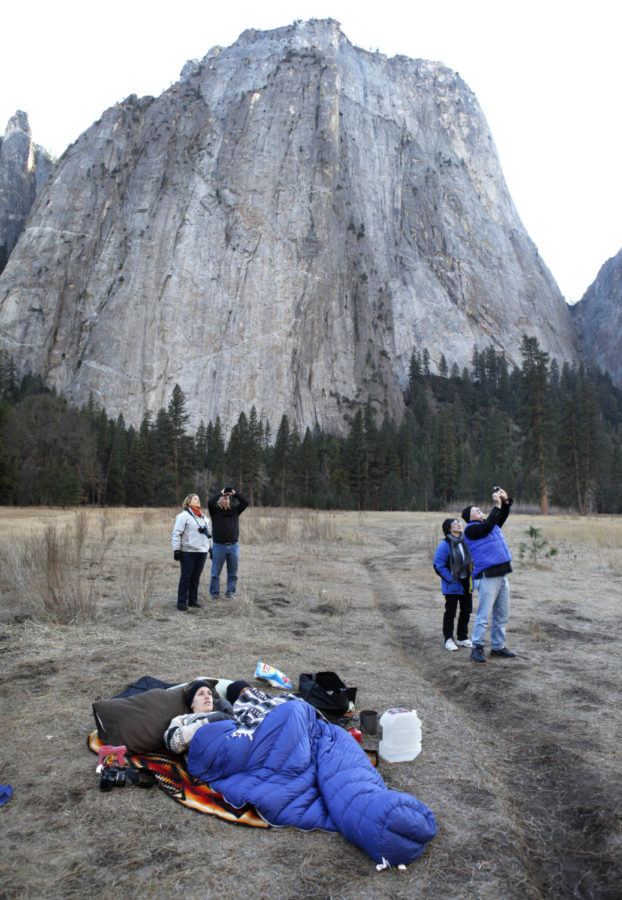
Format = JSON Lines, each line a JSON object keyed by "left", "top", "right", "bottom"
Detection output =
{"left": 1, "top": 0, "right": 620, "bottom": 305}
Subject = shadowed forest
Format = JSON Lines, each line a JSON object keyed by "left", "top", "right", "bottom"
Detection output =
{"left": 1, "top": 336, "right": 621, "bottom": 513}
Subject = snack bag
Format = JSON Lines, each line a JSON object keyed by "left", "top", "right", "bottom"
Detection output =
{"left": 255, "top": 661, "right": 292, "bottom": 690}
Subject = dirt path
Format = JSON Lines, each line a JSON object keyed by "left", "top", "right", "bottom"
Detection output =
{"left": 366, "top": 518, "right": 621, "bottom": 899}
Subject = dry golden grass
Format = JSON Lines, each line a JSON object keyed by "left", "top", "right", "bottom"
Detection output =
{"left": 0, "top": 506, "right": 620, "bottom": 899}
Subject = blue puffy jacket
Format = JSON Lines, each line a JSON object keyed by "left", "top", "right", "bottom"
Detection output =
{"left": 187, "top": 699, "right": 436, "bottom": 865}
{"left": 464, "top": 524, "right": 511, "bottom": 578}
{"left": 433, "top": 539, "right": 467, "bottom": 595}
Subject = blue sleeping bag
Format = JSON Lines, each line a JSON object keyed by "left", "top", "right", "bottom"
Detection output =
{"left": 187, "top": 699, "right": 436, "bottom": 865}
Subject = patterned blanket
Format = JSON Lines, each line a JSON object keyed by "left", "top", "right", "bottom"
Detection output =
{"left": 88, "top": 731, "right": 268, "bottom": 827}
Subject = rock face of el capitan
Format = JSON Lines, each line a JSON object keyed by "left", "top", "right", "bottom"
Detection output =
{"left": 572, "top": 247, "right": 622, "bottom": 385}
{"left": 0, "top": 19, "right": 579, "bottom": 433}
{"left": 0, "top": 111, "right": 54, "bottom": 275}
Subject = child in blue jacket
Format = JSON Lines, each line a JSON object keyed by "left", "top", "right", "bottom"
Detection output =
{"left": 432, "top": 518, "right": 473, "bottom": 651}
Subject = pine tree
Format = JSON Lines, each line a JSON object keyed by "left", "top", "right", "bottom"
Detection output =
{"left": 104, "top": 414, "right": 127, "bottom": 505}
{"left": 168, "top": 384, "right": 190, "bottom": 504}
{"left": 207, "top": 417, "right": 226, "bottom": 488}
{"left": 347, "top": 409, "right": 367, "bottom": 509}
{"left": 152, "top": 408, "right": 176, "bottom": 505}
{"left": 520, "top": 335, "right": 555, "bottom": 514}
{"left": 555, "top": 368, "right": 601, "bottom": 513}
{"left": 435, "top": 407, "right": 458, "bottom": 504}
{"left": 299, "top": 427, "right": 318, "bottom": 507}
{"left": 227, "top": 411, "right": 249, "bottom": 489}
{"left": 125, "top": 428, "right": 153, "bottom": 506}
{"left": 271, "top": 415, "right": 291, "bottom": 506}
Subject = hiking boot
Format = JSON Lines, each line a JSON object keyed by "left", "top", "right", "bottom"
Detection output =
{"left": 177, "top": 603, "right": 188, "bottom": 611}
{"left": 444, "top": 638, "right": 458, "bottom": 651}
{"left": 470, "top": 644, "right": 486, "bottom": 662}
{"left": 456, "top": 638, "right": 472, "bottom": 648}
{"left": 188, "top": 601, "right": 202, "bottom": 608}
{"left": 490, "top": 647, "right": 516, "bottom": 658}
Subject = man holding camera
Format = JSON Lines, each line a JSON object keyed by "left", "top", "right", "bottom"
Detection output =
{"left": 208, "top": 486, "right": 249, "bottom": 599}
{"left": 462, "top": 487, "right": 516, "bottom": 662}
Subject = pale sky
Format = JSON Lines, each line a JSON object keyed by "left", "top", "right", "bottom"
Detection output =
{"left": 1, "top": 0, "right": 620, "bottom": 305}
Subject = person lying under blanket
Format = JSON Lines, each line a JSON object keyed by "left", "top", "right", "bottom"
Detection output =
{"left": 164, "top": 679, "right": 437, "bottom": 867}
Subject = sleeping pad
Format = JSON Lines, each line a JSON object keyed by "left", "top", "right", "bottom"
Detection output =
{"left": 187, "top": 698, "right": 437, "bottom": 865}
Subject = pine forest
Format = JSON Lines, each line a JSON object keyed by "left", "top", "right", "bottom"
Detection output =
{"left": 1, "top": 336, "right": 620, "bottom": 514}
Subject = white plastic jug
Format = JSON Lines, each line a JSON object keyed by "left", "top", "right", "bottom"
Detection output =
{"left": 378, "top": 708, "right": 422, "bottom": 762}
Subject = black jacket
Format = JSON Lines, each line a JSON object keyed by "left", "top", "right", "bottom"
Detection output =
{"left": 207, "top": 492, "right": 249, "bottom": 543}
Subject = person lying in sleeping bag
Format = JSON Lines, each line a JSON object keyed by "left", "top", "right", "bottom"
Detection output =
{"left": 164, "top": 681, "right": 235, "bottom": 754}
{"left": 179, "top": 680, "right": 437, "bottom": 867}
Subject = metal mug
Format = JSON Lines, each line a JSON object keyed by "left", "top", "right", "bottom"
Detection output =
{"left": 360, "top": 709, "right": 378, "bottom": 735}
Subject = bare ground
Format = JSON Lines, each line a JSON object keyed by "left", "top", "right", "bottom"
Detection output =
{"left": 0, "top": 507, "right": 620, "bottom": 899}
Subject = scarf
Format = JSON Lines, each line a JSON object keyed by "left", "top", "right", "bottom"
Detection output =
{"left": 190, "top": 506, "right": 202, "bottom": 518}
{"left": 446, "top": 534, "right": 472, "bottom": 581}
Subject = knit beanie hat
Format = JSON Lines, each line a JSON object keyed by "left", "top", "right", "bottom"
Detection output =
{"left": 442, "top": 518, "right": 455, "bottom": 536}
{"left": 226, "top": 680, "right": 250, "bottom": 704}
{"left": 461, "top": 505, "right": 473, "bottom": 523}
{"left": 186, "top": 680, "right": 214, "bottom": 710}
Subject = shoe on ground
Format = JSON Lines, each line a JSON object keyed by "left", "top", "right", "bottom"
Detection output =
{"left": 188, "top": 602, "right": 202, "bottom": 608}
{"left": 470, "top": 644, "right": 486, "bottom": 662}
{"left": 225, "top": 593, "right": 234, "bottom": 599}
{"left": 456, "top": 638, "right": 472, "bottom": 648}
{"left": 176, "top": 604, "right": 188, "bottom": 611}
{"left": 445, "top": 638, "right": 459, "bottom": 651}
{"left": 490, "top": 647, "right": 516, "bottom": 658}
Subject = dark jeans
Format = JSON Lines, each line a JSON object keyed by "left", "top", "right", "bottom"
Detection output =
{"left": 443, "top": 584, "right": 472, "bottom": 640}
{"left": 177, "top": 551, "right": 207, "bottom": 607}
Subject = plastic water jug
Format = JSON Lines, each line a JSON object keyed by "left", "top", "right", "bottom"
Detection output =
{"left": 378, "top": 708, "right": 422, "bottom": 762}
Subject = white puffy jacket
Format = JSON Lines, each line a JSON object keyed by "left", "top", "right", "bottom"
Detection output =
{"left": 171, "top": 509, "right": 211, "bottom": 553}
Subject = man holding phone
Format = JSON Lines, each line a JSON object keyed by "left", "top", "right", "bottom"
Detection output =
{"left": 462, "top": 487, "right": 516, "bottom": 662}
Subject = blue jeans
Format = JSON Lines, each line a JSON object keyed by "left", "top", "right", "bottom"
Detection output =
{"left": 177, "top": 552, "right": 207, "bottom": 607}
{"left": 210, "top": 542, "right": 239, "bottom": 596}
{"left": 471, "top": 575, "right": 510, "bottom": 649}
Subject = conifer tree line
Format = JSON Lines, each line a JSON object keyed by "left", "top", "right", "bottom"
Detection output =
{"left": 1, "top": 335, "right": 621, "bottom": 513}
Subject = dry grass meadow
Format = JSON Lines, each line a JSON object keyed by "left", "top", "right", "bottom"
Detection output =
{"left": 0, "top": 505, "right": 620, "bottom": 899}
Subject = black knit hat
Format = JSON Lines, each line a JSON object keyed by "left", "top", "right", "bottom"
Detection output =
{"left": 226, "top": 680, "right": 250, "bottom": 704}
{"left": 461, "top": 505, "right": 473, "bottom": 523}
{"left": 186, "top": 680, "right": 214, "bottom": 710}
{"left": 442, "top": 518, "right": 456, "bottom": 536}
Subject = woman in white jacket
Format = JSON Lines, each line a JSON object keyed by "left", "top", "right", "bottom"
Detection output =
{"left": 171, "top": 494, "right": 211, "bottom": 610}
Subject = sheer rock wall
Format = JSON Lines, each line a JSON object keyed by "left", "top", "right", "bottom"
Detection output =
{"left": 0, "top": 20, "right": 578, "bottom": 432}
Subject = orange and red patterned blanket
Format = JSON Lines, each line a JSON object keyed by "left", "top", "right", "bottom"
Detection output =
{"left": 88, "top": 731, "right": 268, "bottom": 828}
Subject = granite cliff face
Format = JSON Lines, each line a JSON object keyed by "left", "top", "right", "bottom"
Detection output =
{"left": 572, "top": 248, "right": 622, "bottom": 386}
{"left": 0, "top": 20, "right": 578, "bottom": 433}
{"left": 0, "top": 111, "right": 54, "bottom": 273}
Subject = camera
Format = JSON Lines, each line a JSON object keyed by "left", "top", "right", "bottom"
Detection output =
{"left": 198, "top": 525, "right": 209, "bottom": 536}
{"left": 492, "top": 485, "right": 502, "bottom": 494}
{"left": 99, "top": 764, "right": 128, "bottom": 791}
{"left": 126, "top": 768, "right": 156, "bottom": 789}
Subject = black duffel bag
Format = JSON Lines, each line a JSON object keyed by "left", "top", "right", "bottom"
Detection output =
{"left": 298, "top": 671, "right": 357, "bottom": 721}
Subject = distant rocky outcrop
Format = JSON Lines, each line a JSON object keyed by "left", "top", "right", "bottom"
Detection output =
{"left": 0, "top": 111, "right": 54, "bottom": 274}
{"left": 0, "top": 20, "right": 578, "bottom": 433}
{"left": 572, "top": 248, "right": 622, "bottom": 385}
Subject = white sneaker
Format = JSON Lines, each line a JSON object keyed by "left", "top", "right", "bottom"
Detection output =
{"left": 445, "top": 638, "right": 459, "bottom": 651}
{"left": 456, "top": 639, "right": 472, "bottom": 648}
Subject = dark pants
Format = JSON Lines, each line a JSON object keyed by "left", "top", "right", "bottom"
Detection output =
{"left": 443, "top": 583, "right": 472, "bottom": 640}
{"left": 177, "top": 551, "right": 207, "bottom": 608}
